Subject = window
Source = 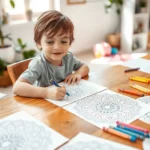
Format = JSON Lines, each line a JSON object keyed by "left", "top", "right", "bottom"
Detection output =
{"left": 1, "top": 0, "right": 54, "bottom": 21}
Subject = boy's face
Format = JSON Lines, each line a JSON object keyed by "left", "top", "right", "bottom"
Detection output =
{"left": 37, "top": 31, "right": 71, "bottom": 65}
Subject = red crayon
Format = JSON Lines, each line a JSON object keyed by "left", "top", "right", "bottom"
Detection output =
{"left": 116, "top": 121, "right": 149, "bottom": 134}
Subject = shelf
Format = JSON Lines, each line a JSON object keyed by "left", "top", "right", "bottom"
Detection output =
{"left": 133, "top": 32, "right": 148, "bottom": 38}
{"left": 121, "top": 0, "right": 149, "bottom": 53}
{"left": 134, "top": 13, "right": 148, "bottom": 18}
{"left": 132, "top": 48, "right": 146, "bottom": 53}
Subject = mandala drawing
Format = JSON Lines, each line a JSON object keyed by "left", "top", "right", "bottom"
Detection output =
{"left": 47, "top": 80, "right": 106, "bottom": 107}
{"left": 138, "top": 96, "right": 150, "bottom": 124}
{"left": 60, "top": 141, "right": 123, "bottom": 150}
{"left": 0, "top": 120, "right": 52, "bottom": 150}
{"left": 62, "top": 81, "right": 103, "bottom": 101}
{"left": 59, "top": 132, "right": 137, "bottom": 150}
{"left": 73, "top": 93, "right": 141, "bottom": 125}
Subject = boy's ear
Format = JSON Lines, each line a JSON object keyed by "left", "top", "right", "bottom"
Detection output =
{"left": 36, "top": 43, "right": 42, "bottom": 50}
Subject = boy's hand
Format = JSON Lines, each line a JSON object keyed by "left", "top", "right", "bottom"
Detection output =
{"left": 45, "top": 86, "right": 66, "bottom": 100}
{"left": 64, "top": 73, "right": 81, "bottom": 84}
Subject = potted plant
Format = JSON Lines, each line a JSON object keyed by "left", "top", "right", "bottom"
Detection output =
{"left": 139, "top": 1, "right": 147, "bottom": 13}
{"left": 15, "top": 38, "right": 36, "bottom": 61}
{"left": 105, "top": 0, "right": 124, "bottom": 15}
{"left": 0, "top": 0, "right": 15, "bottom": 63}
{"left": 0, "top": 58, "right": 12, "bottom": 87}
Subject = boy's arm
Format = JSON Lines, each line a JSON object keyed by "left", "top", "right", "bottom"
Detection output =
{"left": 13, "top": 78, "right": 67, "bottom": 100}
{"left": 13, "top": 78, "right": 46, "bottom": 98}
{"left": 75, "top": 64, "right": 89, "bottom": 78}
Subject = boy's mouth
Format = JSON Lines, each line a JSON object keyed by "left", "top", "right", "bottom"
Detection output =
{"left": 53, "top": 52, "right": 62, "bottom": 55}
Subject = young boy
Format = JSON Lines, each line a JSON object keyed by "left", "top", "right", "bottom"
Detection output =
{"left": 13, "top": 10, "right": 89, "bottom": 100}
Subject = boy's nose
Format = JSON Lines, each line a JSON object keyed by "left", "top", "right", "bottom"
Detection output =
{"left": 54, "top": 43, "right": 61, "bottom": 50}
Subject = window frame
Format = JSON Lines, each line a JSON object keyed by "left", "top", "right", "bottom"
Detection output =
{"left": 0, "top": 0, "right": 54, "bottom": 21}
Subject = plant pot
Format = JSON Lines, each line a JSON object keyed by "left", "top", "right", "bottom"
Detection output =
{"left": 0, "top": 70, "right": 12, "bottom": 87}
{"left": 107, "top": 33, "right": 120, "bottom": 49}
{"left": 140, "top": 7, "right": 147, "bottom": 13}
{"left": 0, "top": 45, "right": 15, "bottom": 63}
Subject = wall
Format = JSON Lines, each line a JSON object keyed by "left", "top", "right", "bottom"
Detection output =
{"left": 60, "top": 0, "right": 120, "bottom": 54}
{"left": 2, "top": 0, "right": 120, "bottom": 54}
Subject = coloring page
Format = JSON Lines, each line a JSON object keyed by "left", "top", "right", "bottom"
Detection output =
{"left": 63, "top": 90, "right": 150, "bottom": 128}
{"left": 46, "top": 79, "right": 107, "bottom": 107}
{"left": 138, "top": 96, "right": 150, "bottom": 124}
{"left": 0, "top": 93, "right": 6, "bottom": 99}
{"left": 59, "top": 132, "right": 138, "bottom": 150}
{"left": 0, "top": 111, "right": 68, "bottom": 150}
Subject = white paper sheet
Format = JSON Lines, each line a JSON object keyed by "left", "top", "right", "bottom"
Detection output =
{"left": 63, "top": 90, "right": 150, "bottom": 128}
{"left": 138, "top": 96, "right": 150, "bottom": 124}
{"left": 143, "top": 138, "right": 150, "bottom": 150}
{"left": 122, "top": 58, "right": 150, "bottom": 73}
{"left": 0, "top": 111, "right": 68, "bottom": 150}
{"left": 0, "top": 93, "right": 6, "bottom": 99}
{"left": 46, "top": 79, "right": 107, "bottom": 107}
{"left": 59, "top": 132, "right": 138, "bottom": 150}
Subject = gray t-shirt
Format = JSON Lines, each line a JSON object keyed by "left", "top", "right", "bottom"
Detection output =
{"left": 20, "top": 52, "right": 83, "bottom": 87}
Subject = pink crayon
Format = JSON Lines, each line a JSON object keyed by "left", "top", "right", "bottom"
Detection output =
{"left": 116, "top": 121, "right": 149, "bottom": 134}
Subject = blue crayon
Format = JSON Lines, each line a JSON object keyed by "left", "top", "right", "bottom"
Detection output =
{"left": 50, "top": 79, "right": 70, "bottom": 96}
{"left": 110, "top": 126, "right": 144, "bottom": 140}
{"left": 117, "top": 125, "right": 150, "bottom": 138}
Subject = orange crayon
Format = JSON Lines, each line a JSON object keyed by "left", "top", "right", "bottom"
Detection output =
{"left": 118, "top": 88, "right": 144, "bottom": 97}
{"left": 103, "top": 127, "right": 137, "bottom": 142}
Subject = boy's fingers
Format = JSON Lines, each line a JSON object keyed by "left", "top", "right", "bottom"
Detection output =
{"left": 67, "top": 77, "right": 72, "bottom": 84}
{"left": 76, "top": 77, "right": 80, "bottom": 83}
{"left": 71, "top": 77, "right": 76, "bottom": 84}
{"left": 64, "top": 75, "right": 71, "bottom": 83}
{"left": 59, "top": 86, "right": 66, "bottom": 93}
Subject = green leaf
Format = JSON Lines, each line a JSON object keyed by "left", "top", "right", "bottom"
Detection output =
{"left": 23, "top": 50, "right": 36, "bottom": 59}
{"left": 0, "top": 58, "right": 7, "bottom": 76}
{"left": 17, "top": 38, "right": 27, "bottom": 49}
{"left": 9, "top": 0, "right": 15, "bottom": 8}
{"left": 17, "top": 38, "right": 23, "bottom": 45}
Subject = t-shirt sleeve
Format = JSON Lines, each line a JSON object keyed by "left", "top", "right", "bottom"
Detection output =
{"left": 20, "top": 58, "right": 42, "bottom": 84}
{"left": 72, "top": 54, "right": 84, "bottom": 71}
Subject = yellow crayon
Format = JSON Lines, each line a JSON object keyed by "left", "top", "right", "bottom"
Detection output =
{"left": 130, "top": 77, "right": 149, "bottom": 84}
{"left": 132, "top": 76, "right": 150, "bottom": 81}
{"left": 130, "top": 84, "right": 150, "bottom": 94}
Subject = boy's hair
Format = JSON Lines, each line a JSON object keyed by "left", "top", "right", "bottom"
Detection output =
{"left": 34, "top": 10, "right": 74, "bottom": 45}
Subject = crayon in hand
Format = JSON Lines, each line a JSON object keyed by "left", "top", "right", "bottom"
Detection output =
{"left": 50, "top": 79, "right": 70, "bottom": 96}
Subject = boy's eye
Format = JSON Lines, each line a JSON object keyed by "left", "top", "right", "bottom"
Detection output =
{"left": 61, "top": 41, "right": 68, "bottom": 44}
{"left": 47, "top": 41, "right": 54, "bottom": 44}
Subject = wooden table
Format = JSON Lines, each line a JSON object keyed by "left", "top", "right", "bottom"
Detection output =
{"left": 1, "top": 55, "right": 150, "bottom": 149}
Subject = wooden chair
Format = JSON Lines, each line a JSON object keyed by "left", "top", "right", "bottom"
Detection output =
{"left": 7, "top": 58, "right": 32, "bottom": 84}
